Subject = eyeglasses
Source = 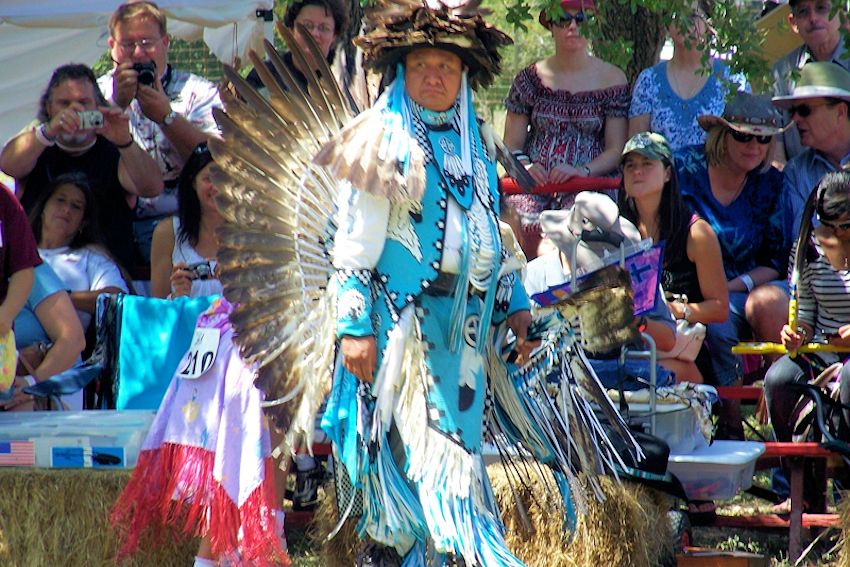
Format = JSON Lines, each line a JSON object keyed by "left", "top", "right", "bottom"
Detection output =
{"left": 296, "top": 21, "right": 335, "bottom": 35}
{"left": 551, "top": 11, "right": 591, "bottom": 27}
{"left": 818, "top": 217, "right": 850, "bottom": 232}
{"left": 729, "top": 130, "right": 772, "bottom": 145}
{"left": 115, "top": 38, "right": 162, "bottom": 53}
{"left": 789, "top": 101, "right": 835, "bottom": 118}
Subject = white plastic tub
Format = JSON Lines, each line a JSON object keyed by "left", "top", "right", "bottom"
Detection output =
{"left": 627, "top": 402, "right": 708, "bottom": 454}
{"left": 667, "top": 440, "right": 765, "bottom": 500}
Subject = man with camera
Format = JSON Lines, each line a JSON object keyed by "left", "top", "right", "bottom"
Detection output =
{"left": 98, "top": 1, "right": 221, "bottom": 264}
{"left": 0, "top": 63, "right": 162, "bottom": 271}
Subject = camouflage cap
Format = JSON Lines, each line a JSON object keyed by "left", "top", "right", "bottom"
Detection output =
{"left": 620, "top": 131, "right": 672, "bottom": 163}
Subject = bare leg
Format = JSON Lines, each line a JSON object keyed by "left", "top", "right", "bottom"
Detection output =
{"left": 659, "top": 359, "right": 703, "bottom": 384}
{"left": 745, "top": 284, "right": 788, "bottom": 367}
{"left": 195, "top": 537, "right": 217, "bottom": 564}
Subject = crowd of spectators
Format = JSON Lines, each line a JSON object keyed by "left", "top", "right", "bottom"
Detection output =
{"left": 0, "top": 0, "right": 847, "bottom": 519}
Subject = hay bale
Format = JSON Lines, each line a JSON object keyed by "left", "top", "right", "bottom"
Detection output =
{"left": 310, "top": 485, "right": 360, "bottom": 567}
{"left": 838, "top": 491, "right": 850, "bottom": 566}
{"left": 0, "top": 469, "right": 197, "bottom": 567}
{"left": 488, "top": 463, "right": 672, "bottom": 567}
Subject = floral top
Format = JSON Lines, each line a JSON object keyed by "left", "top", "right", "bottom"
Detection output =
{"left": 675, "top": 144, "right": 787, "bottom": 280}
{"left": 504, "top": 63, "right": 629, "bottom": 228}
{"left": 629, "top": 60, "right": 749, "bottom": 152}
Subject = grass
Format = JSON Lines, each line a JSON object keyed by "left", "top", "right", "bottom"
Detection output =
{"left": 282, "top": 406, "right": 848, "bottom": 566}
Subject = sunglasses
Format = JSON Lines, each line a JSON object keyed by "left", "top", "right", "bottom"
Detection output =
{"left": 729, "top": 130, "right": 772, "bottom": 145}
{"left": 818, "top": 217, "right": 850, "bottom": 232}
{"left": 551, "top": 11, "right": 590, "bottom": 26}
{"left": 789, "top": 100, "right": 839, "bottom": 118}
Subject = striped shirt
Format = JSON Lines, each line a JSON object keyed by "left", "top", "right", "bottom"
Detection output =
{"left": 797, "top": 243, "right": 850, "bottom": 339}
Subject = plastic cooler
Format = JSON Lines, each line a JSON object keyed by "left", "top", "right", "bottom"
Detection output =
{"left": 627, "top": 402, "right": 708, "bottom": 454}
{"left": 0, "top": 410, "right": 155, "bottom": 468}
{"left": 667, "top": 440, "right": 766, "bottom": 500}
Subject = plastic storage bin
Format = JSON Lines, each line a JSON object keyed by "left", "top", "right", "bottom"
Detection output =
{"left": 0, "top": 410, "right": 155, "bottom": 468}
{"left": 667, "top": 440, "right": 765, "bottom": 500}
{"left": 628, "top": 402, "right": 708, "bottom": 454}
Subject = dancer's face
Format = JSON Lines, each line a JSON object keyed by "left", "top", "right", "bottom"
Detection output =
{"left": 404, "top": 48, "right": 464, "bottom": 112}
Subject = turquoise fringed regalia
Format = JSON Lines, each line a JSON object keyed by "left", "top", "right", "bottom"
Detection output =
{"left": 204, "top": 2, "right": 624, "bottom": 564}
{"left": 322, "top": 62, "right": 544, "bottom": 564}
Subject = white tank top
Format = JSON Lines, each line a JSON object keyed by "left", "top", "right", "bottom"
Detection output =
{"left": 172, "top": 216, "right": 224, "bottom": 298}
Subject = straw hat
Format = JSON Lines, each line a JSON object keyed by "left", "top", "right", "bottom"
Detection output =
{"left": 772, "top": 62, "right": 850, "bottom": 109}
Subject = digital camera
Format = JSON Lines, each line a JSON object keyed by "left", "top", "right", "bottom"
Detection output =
{"left": 77, "top": 110, "right": 104, "bottom": 130}
{"left": 188, "top": 261, "right": 214, "bottom": 281}
{"left": 132, "top": 61, "right": 157, "bottom": 86}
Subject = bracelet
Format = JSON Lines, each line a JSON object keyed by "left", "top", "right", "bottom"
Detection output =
{"left": 580, "top": 164, "right": 591, "bottom": 176}
{"left": 511, "top": 150, "right": 530, "bottom": 163}
{"left": 114, "top": 137, "right": 134, "bottom": 149}
{"left": 740, "top": 273, "right": 755, "bottom": 293}
{"left": 22, "top": 375, "right": 37, "bottom": 387}
{"left": 636, "top": 315, "right": 648, "bottom": 333}
{"left": 35, "top": 123, "right": 55, "bottom": 147}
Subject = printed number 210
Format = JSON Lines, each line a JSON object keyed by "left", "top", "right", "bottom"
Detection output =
{"left": 180, "top": 349, "right": 214, "bottom": 377}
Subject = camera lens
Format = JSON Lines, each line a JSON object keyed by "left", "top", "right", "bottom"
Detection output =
{"left": 133, "top": 62, "right": 156, "bottom": 86}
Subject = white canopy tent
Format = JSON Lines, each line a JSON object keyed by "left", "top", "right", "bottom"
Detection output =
{"left": 0, "top": 0, "right": 273, "bottom": 151}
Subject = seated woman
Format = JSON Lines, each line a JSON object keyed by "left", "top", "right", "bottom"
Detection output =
{"left": 151, "top": 143, "right": 223, "bottom": 299}
{"left": 2, "top": 263, "right": 85, "bottom": 411}
{"left": 628, "top": 0, "right": 748, "bottom": 150}
{"left": 618, "top": 132, "right": 728, "bottom": 383}
{"left": 674, "top": 93, "right": 788, "bottom": 432}
{"left": 765, "top": 171, "right": 850, "bottom": 481}
{"left": 503, "top": 0, "right": 628, "bottom": 260}
{"left": 29, "top": 172, "right": 129, "bottom": 333}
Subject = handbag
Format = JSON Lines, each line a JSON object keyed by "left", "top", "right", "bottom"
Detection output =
{"left": 657, "top": 318, "right": 706, "bottom": 362}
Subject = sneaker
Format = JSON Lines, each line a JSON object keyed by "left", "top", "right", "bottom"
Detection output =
{"left": 292, "top": 463, "right": 326, "bottom": 511}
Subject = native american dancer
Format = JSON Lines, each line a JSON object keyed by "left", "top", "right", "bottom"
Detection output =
{"left": 187, "top": 1, "right": 643, "bottom": 565}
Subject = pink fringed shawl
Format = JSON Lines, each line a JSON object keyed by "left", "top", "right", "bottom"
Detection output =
{"left": 111, "top": 298, "right": 288, "bottom": 566}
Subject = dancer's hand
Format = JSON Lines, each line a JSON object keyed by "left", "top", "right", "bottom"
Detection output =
{"left": 507, "top": 310, "right": 538, "bottom": 365}
{"left": 341, "top": 335, "right": 376, "bottom": 383}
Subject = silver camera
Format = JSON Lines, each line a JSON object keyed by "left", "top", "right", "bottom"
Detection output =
{"left": 77, "top": 110, "right": 104, "bottom": 130}
{"left": 188, "top": 261, "right": 214, "bottom": 281}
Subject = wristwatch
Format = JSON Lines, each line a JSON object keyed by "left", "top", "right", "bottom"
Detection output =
{"left": 682, "top": 304, "right": 692, "bottom": 322}
{"left": 160, "top": 109, "right": 177, "bottom": 127}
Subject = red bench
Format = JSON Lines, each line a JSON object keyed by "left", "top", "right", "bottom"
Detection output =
{"left": 702, "top": 442, "right": 842, "bottom": 562}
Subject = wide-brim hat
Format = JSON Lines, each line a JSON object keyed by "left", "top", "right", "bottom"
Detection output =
{"left": 698, "top": 92, "right": 787, "bottom": 136}
{"left": 539, "top": 0, "right": 598, "bottom": 28}
{"left": 354, "top": 1, "right": 512, "bottom": 90}
{"left": 772, "top": 61, "right": 850, "bottom": 108}
{"left": 620, "top": 131, "right": 672, "bottom": 164}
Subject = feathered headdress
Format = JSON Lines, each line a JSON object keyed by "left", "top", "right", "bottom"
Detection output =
{"left": 354, "top": 0, "right": 512, "bottom": 89}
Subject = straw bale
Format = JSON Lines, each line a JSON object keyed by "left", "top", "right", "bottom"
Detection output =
{"left": 0, "top": 469, "right": 197, "bottom": 567}
{"left": 838, "top": 491, "right": 850, "bottom": 566}
{"left": 310, "top": 485, "right": 359, "bottom": 567}
{"left": 488, "top": 463, "right": 672, "bottom": 567}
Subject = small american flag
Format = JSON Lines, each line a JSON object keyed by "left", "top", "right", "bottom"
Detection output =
{"left": 0, "top": 441, "right": 35, "bottom": 466}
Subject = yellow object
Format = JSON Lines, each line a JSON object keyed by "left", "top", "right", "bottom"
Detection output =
{"left": 733, "top": 341, "right": 850, "bottom": 355}
{"left": 0, "top": 330, "right": 16, "bottom": 392}
{"left": 755, "top": 4, "right": 804, "bottom": 65}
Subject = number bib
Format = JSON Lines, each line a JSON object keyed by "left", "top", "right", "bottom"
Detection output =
{"left": 178, "top": 327, "right": 220, "bottom": 380}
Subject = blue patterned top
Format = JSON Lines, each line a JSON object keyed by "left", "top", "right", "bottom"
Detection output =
{"left": 629, "top": 60, "right": 749, "bottom": 152}
{"left": 674, "top": 144, "right": 788, "bottom": 280}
